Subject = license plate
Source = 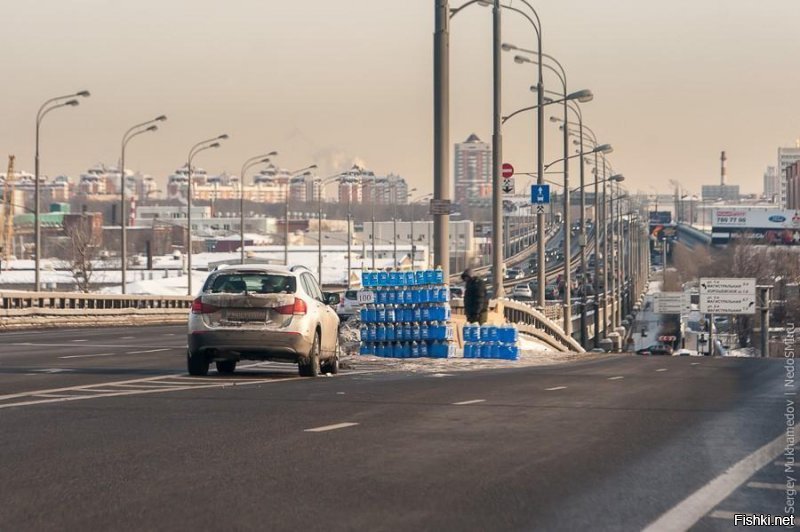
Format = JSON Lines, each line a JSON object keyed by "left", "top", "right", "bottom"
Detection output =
{"left": 225, "top": 310, "right": 267, "bottom": 322}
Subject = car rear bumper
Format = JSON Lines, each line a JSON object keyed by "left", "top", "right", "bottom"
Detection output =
{"left": 188, "top": 330, "right": 313, "bottom": 362}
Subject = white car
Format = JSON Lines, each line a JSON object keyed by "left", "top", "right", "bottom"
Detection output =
{"left": 336, "top": 290, "right": 361, "bottom": 319}
{"left": 187, "top": 265, "right": 341, "bottom": 377}
{"left": 511, "top": 284, "right": 533, "bottom": 299}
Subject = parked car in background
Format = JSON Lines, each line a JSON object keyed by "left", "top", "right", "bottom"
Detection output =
{"left": 336, "top": 290, "right": 361, "bottom": 319}
{"left": 450, "top": 286, "right": 464, "bottom": 300}
{"left": 187, "top": 265, "right": 341, "bottom": 377}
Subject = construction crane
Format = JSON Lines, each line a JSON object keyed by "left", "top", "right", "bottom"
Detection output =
{"left": 1, "top": 155, "right": 16, "bottom": 263}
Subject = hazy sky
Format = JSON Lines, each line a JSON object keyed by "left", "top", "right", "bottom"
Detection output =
{"left": 2, "top": 0, "right": 799, "bottom": 197}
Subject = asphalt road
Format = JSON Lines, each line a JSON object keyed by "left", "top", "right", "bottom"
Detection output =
{"left": 0, "top": 325, "right": 794, "bottom": 531}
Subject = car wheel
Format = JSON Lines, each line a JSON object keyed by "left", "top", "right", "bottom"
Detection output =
{"left": 298, "top": 331, "right": 321, "bottom": 377}
{"left": 215, "top": 360, "right": 236, "bottom": 374}
{"left": 187, "top": 349, "right": 209, "bottom": 376}
{"left": 321, "top": 339, "right": 340, "bottom": 375}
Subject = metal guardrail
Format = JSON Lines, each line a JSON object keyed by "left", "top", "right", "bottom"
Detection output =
{"left": 500, "top": 298, "right": 585, "bottom": 353}
{"left": 0, "top": 291, "right": 193, "bottom": 315}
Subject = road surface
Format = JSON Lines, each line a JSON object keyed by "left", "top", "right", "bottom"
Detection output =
{"left": 0, "top": 325, "right": 793, "bottom": 531}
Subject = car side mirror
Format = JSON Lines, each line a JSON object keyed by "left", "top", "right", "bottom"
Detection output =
{"left": 324, "top": 292, "right": 340, "bottom": 306}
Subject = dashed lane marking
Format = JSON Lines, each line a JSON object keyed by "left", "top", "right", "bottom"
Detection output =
{"left": 452, "top": 399, "right": 486, "bottom": 405}
{"left": 691, "top": 362, "right": 701, "bottom": 366}
{"left": 71, "top": 340, "right": 89, "bottom": 342}
{"left": 608, "top": 376, "right": 624, "bottom": 380}
{"left": 546, "top": 386, "right": 567, "bottom": 391}
{"left": 304, "top": 422, "right": 359, "bottom": 433}
{"left": 126, "top": 349, "right": 171, "bottom": 354}
{"left": 643, "top": 433, "right": 786, "bottom": 532}
{"left": 708, "top": 511, "right": 737, "bottom": 520}
{"left": 656, "top": 368, "right": 668, "bottom": 372}
{"left": 121, "top": 336, "right": 135, "bottom": 339}
{"left": 746, "top": 482, "right": 786, "bottom": 491}
{"left": 59, "top": 353, "right": 115, "bottom": 359}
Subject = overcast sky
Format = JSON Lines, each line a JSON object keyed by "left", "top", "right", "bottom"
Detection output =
{"left": 2, "top": 0, "right": 799, "bottom": 197}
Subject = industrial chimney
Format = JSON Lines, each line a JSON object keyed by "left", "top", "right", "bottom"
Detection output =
{"left": 720, "top": 150, "right": 727, "bottom": 186}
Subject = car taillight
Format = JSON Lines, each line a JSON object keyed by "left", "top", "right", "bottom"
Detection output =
{"left": 275, "top": 298, "right": 307, "bottom": 316}
{"left": 191, "top": 297, "right": 218, "bottom": 314}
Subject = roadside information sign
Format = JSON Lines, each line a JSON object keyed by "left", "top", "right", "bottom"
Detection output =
{"left": 699, "top": 277, "right": 756, "bottom": 315}
{"left": 653, "top": 292, "right": 689, "bottom": 314}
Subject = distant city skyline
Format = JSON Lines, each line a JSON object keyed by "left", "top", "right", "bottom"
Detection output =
{"left": 2, "top": 0, "right": 800, "bottom": 197}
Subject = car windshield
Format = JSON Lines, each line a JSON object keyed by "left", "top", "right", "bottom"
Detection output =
{"left": 204, "top": 273, "right": 296, "bottom": 294}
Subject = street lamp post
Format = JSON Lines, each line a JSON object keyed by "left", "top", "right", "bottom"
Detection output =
{"left": 284, "top": 165, "right": 318, "bottom": 266}
{"left": 120, "top": 115, "right": 165, "bottom": 293}
{"left": 34, "top": 90, "right": 90, "bottom": 291}
{"left": 186, "top": 134, "right": 228, "bottom": 296}
{"left": 239, "top": 151, "right": 277, "bottom": 264}
{"left": 543, "top": 143, "right": 611, "bottom": 335}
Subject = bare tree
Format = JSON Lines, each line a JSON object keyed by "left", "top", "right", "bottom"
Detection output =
{"left": 61, "top": 216, "right": 101, "bottom": 293}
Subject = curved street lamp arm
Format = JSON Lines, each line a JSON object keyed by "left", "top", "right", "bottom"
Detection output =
{"left": 36, "top": 91, "right": 88, "bottom": 123}
{"left": 189, "top": 135, "right": 228, "bottom": 161}
{"left": 449, "top": 0, "right": 490, "bottom": 19}
{"left": 502, "top": 97, "right": 561, "bottom": 124}
{"left": 122, "top": 116, "right": 166, "bottom": 145}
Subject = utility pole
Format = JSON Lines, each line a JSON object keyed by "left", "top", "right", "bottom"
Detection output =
{"left": 759, "top": 285, "right": 772, "bottom": 358}
{"left": 433, "top": 0, "right": 450, "bottom": 277}
{"left": 491, "top": 0, "right": 504, "bottom": 297}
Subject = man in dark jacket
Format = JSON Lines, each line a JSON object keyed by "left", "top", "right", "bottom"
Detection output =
{"left": 462, "top": 268, "right": 488, "bottom": 324}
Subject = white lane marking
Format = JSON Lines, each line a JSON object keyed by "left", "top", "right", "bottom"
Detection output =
{"left": 121, "top": 336, "right": 135, "bottom": 339}
{"left": 71, "top": 340, "right": 89, "bottom": 342}
{"left": 336, "top": 392, "right": 346, "bottom": 395}
{"left": 746, "top": 482, "right": 786, "bottom": 490}
{"left": 642, "top": 433, "right": 786, "bottom": 532}
{"left": 0, "top": 376, "right": 306, "bottom": 410}
{"left": 452, "top": 399, "right": 486, "bottom": 405}
{"left": 10, "top": 343, "right": 181, "bottom": 349}
{"left": 546, "top": 386, "right": 567, "bottom": 391}
{"left": 608, "top": 376, "right": 624, "bottom": 380}
{"left": 708, "top": 510, "right": 737, "bottom": 520}
{"left": 304, "top": 422, "right": 359, "bottom": 433}
{"left": 656, "top": 368, "right": 668, "bottom": 372}
{"left": 691, "top": 362, "right": 701, "bottom": 366}
{"left": 59, "top": 353, "right": 115, "bottom": 359}
{"left": 429, "top": 373, "right": 453, "bottom": 378}
{"left": 34, "top": 368, "right": 74, "bottom": 374}
{"left": 33, "top": 393, "right": 74, "bottom": 399}
{"left": 126, "top": 349, "right": 171, "bottom": 354}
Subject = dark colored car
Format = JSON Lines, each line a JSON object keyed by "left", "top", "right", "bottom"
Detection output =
{"left": 636, "top": 344, "right": 674, "bottom": 356}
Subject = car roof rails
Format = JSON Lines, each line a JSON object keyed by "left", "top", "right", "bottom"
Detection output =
{"left": 289, "top": 265, "right": 311, "bottom": 273}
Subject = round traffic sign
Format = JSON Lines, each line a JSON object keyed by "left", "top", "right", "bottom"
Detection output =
{"left": 502, "top": 163, "right": 514, "bottom": 178}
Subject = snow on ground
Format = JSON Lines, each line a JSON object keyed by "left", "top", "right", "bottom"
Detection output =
{"left": 726, "top": 347, "right": 757, "bottom": 357}
{"left": 343, "top": 344, "right": 596, "bottom": 374}
{"left": 0, "top": 246, "right": 404, "bottom": 294}
{"left": 340, "top": 319, "right": 593, "bottom": 374}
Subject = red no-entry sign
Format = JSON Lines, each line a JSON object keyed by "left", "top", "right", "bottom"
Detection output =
{"left": 502, "top": 163, "right": 514, "bottom": 178}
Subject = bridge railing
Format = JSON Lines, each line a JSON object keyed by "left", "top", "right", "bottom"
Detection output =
{"left": 0, "top": 291, "right": 193, "bottom": 318}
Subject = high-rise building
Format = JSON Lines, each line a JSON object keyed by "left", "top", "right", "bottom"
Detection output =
{"left": 763, "top": 166, "right": 778, "bottom": 201}
{"left": 454, "top": 133, "right": 492, "bottom": 207}
{"left": 289, "top": 173, "right": 322, "bottom": 203}
{"left": 787, "top": 161, "right": 800, "bottom": 210}
{"left": 778, "top": 142, "right": 800, "bottom": 207}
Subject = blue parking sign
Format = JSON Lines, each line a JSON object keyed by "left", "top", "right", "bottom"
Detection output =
{"left": 531, "top": 184, "right": 550, "bottom": 204}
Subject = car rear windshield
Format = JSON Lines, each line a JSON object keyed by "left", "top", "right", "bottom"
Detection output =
{"left": 204, "top": 272, "right": 297, "bottom": 294}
